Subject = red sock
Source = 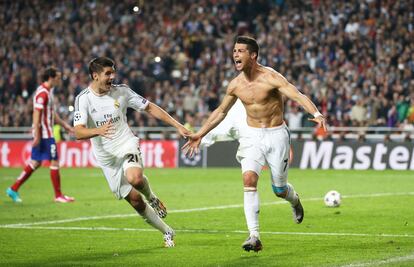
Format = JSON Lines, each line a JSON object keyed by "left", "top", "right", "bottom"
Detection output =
{"left": 50, "top": 167, "right": 62, "bottom": 197}
{"left": 11, "top": 164, "right": 35, "bottom": 191}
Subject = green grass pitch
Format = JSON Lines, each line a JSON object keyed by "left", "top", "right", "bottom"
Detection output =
{"left": 1, "top": 167, "right": 413, "bottom": 266}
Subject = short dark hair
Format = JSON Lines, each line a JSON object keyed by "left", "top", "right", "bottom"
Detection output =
{"left": 88, "top": 57, "right": 116, "bottom": 79}
{"left": 41, "top": 67, "right": 59, "bottom": 82}
{"left": 235, "top": 36, "right": 259, "bottom": 59}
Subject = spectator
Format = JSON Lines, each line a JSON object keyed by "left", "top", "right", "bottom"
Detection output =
{"left": 285, "top": 106, "right": 303, "bottom": 131}
{"left": 350, "top": 99, "right": 367, "bottom": 126}
{"left": 404, "top": 134, "right": 412, "bottom": 143}
{"left": 184, "top": 112, "right": 196, "bottom": 133}
{"left": 357, "top": 133, "right": 367, "bottom": 143}
{"left": 0, "top": 0, "right": 412, "bottom": 132}
{"left": 396, "top": 95, "right": 410, "bottom": 123}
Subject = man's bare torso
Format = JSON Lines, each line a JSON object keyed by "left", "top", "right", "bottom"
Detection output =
{"left": 231, "top": 66, "right": 284, "bottom": 128}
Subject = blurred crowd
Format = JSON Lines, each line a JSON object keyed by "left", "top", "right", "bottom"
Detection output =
{"left": 1, "top": 0, "right": 413, "bottom": 135}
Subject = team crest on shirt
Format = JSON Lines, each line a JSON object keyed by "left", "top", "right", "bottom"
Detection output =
{"left": 114, "top": 99, "right": 120, "bottom": 109}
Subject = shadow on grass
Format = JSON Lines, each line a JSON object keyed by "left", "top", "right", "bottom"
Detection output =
{"left": 17, "top": 246, "right": 165, "bottom": 266}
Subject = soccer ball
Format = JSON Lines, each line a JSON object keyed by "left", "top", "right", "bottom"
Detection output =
{"left": 324, "top": 190, "right": 341, "bottom": 207}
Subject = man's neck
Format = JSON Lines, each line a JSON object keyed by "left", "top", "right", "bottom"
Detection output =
{"left": 243, "top": 62, "right": 260, "bottom": 81}
{"left": 90, "top": 83, "right": 109, "bottom": 96}
{"left": 42, "top": 81, "right": 52, "bottom": 90}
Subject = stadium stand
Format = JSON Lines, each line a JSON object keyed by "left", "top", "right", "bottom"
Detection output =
{"left": 0, "top": 0, "right": 413, "bottom": 139}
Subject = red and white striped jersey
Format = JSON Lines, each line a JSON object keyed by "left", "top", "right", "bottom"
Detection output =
{"left": 33, "top": 83, "right": 55, "bottom": 139}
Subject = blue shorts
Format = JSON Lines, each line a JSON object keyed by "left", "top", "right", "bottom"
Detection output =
{"left": 31, "top": 138, "right": 58, "bottom": 161}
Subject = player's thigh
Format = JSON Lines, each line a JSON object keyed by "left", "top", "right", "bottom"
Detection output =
{"left": 123, "top": 152, "right": 144, "bottom": 184}
{"left": 101, "top": 164, "right": 132, "bottom": 200}
{"left": 236, "top": 135, "right": 265, "bottom": 166}
{"left": 266, "top": 139, "right": 290, "bottom": 187}
{"left": 31, "top": 138, "right": 58, "bottom": 161}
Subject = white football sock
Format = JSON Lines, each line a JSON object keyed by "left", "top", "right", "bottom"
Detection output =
{"left": 139, "top": 175, "right": 155, "bottom": 201}
{"left": 284, "top": 183, "right": 299, "bottom": 206}
{"left": 244, "top": 187, "right": 260, "bottom": 238}
{"left": 140, "top": 203, "right": 171, "bottom": 234}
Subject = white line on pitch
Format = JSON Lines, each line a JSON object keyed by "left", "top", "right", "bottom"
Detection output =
{"left": 338, "top": 253, "right": 414, "bottom": 267}
{"left": 1, "top": 225, "right": 414, "bottom": 239}
{"left": 1, "top": 191, "right": 413, "bottom": 228}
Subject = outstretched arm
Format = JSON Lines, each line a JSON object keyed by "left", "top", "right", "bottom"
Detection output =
{"left": 197, "top": 94, "right": 238, "bottom": 139}
{"left": 146, "top": 102, "right": 191, "bottom": 138}
{"left": 183, "top": 85, "right": 238, "bottom": 157}
{"left": 270, "top": 72, "right": 327, "bottom": 131}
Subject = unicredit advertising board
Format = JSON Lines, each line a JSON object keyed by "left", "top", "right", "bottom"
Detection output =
{"left": 0, "top": 140, "right": 178, "bottom": 168}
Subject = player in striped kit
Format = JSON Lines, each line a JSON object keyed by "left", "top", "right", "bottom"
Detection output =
{"left": 6, "top": 67, "right": 75, "bottom": 203}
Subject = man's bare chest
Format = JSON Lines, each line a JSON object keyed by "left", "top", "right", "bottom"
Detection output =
{"left": 236, "top": 82, "right": 276, "bottom": 104}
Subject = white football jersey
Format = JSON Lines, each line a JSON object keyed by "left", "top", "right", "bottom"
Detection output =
{"left": 74, "top": 84, "right": 149, "bottom": 164}
{"left": 201, "top": 99, "right": 247, "bottom": 147}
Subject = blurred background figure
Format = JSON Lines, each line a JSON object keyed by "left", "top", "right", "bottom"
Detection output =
{"left": 6, "top": 67, "right": 75, "bottom": 203}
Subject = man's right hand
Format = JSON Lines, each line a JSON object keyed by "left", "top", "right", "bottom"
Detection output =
{"left": 177, "top": 126, "right": 193, "bottom": 139}
{"left": 182, "top": 133, "right": 202, "bottom": 158}
{"left": 97, "top": 121, "right": 115, "bottom": 139}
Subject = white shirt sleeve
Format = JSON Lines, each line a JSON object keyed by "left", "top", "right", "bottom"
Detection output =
{"left": 125, "top": 86, "right": 149, "bottom": 111}
{"left": 74, "top": 91, "right": 89, "bottom": 126}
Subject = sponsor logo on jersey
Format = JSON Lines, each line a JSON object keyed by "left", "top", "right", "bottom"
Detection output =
{"left": 96, "top": 115, "right": 121, "bottom": 127}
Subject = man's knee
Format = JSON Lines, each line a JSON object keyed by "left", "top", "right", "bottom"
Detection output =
{"left": 129, "top": 175, "right": 145, "bottom": 188}
{"left": 126, "top": 168, "right": 144, "bottom": 188}
{"left": 31, "top": 160, "right": 41, "bottom": 169}
{"left": 50, "top": 160, "right": 60, "bottom": 169}
{"left": 272, "top": 185, "right": 288, "bottom": 198}
{"left": 243, "top": 171, "right": 258, "bottom": 187}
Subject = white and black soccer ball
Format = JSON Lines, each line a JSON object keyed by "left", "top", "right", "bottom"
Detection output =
{"left": 324, "top": 190, "right": 341, "bottom": 207}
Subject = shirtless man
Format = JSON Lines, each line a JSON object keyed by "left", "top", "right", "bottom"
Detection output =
{"left": 183, "top": 36, "right": 327, "bottom": 252}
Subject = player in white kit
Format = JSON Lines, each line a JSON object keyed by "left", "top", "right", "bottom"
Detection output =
{"left": 73, "top": 57, "right": 190, "bottom": 247}
{"left": 183, "top": 36, "right": 327, "bottom": 252}
{"left": 200, "top": 99, "right": 247, "bottom": 147}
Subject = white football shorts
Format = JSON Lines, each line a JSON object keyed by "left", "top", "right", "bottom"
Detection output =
{"left": 236, "top": 123, "right": 291, "bottom": 187}
{"left": 100, "top": 145, "right": 144, "bottom": 200}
